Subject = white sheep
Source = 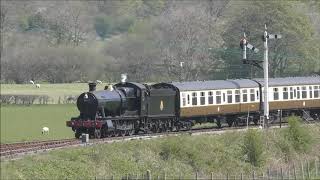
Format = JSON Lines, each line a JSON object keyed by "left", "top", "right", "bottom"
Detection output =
{"left": 29, "top": 80, "right": 35, "bottom": 84}
{"left": 35, "top": 84, "right": 41, "bottom": 88}
{"left": 96, "top": 80, "right": 102, "bottom": 84}
{"left": 42, "top": 127, "right": 49, "bottom": 135}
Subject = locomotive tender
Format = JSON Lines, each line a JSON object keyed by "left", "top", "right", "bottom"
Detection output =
{"left": 66, "top": 76, "right": 320, "bottom": 138}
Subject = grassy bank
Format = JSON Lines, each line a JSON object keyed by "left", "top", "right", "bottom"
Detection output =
{"left": 0, "top": 105, "right": 78, "bottom": 143}
{"left": 1, "top": 121, "right": 319, "bottom": 179}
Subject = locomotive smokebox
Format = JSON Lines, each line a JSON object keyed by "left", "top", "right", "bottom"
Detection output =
{"left": 88, "top": 82, "right": 97, "bottom": 92}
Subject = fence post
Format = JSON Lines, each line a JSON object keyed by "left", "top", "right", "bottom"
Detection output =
{"left": 288, "top": 167, "right": 291, "bottom": 180}
{"left": 301, "top": 161, "right": 305, "bottom": 180}
{"left": 226, "top": 173, "right": 229, "bottom": 180}
{"left": 280, "top": 167, "right": 283, "bottom": 180}
{"left": 240, "top": 172, "right": 243, "bottom": 180}
{"left": 293, "top": 163, "right": 297, "bottom": 180}
{"left": 195, "top": 172, "right": 198, "bottom": 180}
{"left": 316, "top": 158, "right": 318, "bottom": 177}
{"left": 211, "top": 172, "right": 214, "bottom": 180}
{"left": 111, "top": 175, "right": 114, "bottom": 180}
{"left": 307, "top": 160, "right": 310, "bottom": 179}
{"left": 252, "top": 171, "right": 255, "bottom": 180}
{"left": 267, "top": 168, "right": 270, "bottom": 180}
{"left": 146, "top": 170, "right": 151, "bottom": 180}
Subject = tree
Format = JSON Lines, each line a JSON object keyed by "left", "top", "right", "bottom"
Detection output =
{"left": 221, "top": 1, "right": 320, "bottom": 78}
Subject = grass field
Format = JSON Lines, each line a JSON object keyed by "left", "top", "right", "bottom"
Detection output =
{"left": 1, "top": 83, "right": 108, "bottom": 104}
{"left": 0, "top": 105, "right": 78, "bottom": 143}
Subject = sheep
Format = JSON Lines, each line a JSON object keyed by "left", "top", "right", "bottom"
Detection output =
{"left": 96, "top": 80, "right": 102, "bottom": 84}
{"left": 41, "top": 127, "right": 49, "bottom": 135}
{"left": 35, "top": 84, "right": 40, "bottom": 88}
{"left": 29, "top": 80, "right": 35, "bottom": 84}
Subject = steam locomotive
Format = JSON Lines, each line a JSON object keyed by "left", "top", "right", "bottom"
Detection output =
{"left": 66, "top": 76, "right": 320, "bottom": 138}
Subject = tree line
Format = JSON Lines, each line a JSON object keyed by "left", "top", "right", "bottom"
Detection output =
{"left": 1, "top": 0, "right": 319, "bottom": 84}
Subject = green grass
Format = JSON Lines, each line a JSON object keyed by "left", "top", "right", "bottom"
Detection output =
{"left": 1, "top": 126, "right": 319, "bottom": 179}
{"left": 0, "top": 105, "right": 78, "bottom": 143}
{"left": 1, "top": 83, "right": 108, "bottom": 104}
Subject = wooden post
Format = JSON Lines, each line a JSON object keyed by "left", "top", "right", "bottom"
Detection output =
{"left": 315, "top": 158, "right": 318, "bottom": 177}
{"left": 195, "top": 172, "right": 198, "bottom": 180}
{"left": 307, "top": 160, "right": 310, "bottom": 179}
{"left": 240, "top": 172, "right": 243, "bottom": 180}
{"left": 280, "top": 167, "right": 283, "bottom": 180}
{"left": 252, "top": 171, "right": 255, "bottom": 180}
{"left": 301, "top": 161, "right": 305, "bottom": 180}
{"left": 111, "top": 175, "right": 114, "bottom": 180}
{"left": 267, "top": 168, "right": 270, "bottom": 180}
{"left": 226, "top": 173, "right": 229, "bottom": 180}
{"left": 288, "top": 167, "right": 291, "bottom": 180}
{"left": 262, "top": 172, "right": 265, "bottom": 180}
{"left": 146, "top": 170, "right": 151, "bottom": 180}
{"left": 293, "top": 163, "right": 297, "bottom": 180}
{"left": 211, "top": 172, "right": 214, "bottom": 180}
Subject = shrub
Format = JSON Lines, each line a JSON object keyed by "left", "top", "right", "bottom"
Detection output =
{"left": 285, "top": 116, "right": 313, "bottom": 153}
{"left": 242, "top": 129, "right": 265, "bottom": 167}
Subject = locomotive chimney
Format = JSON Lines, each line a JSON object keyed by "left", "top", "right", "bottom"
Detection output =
{"left": 121, "top": 73, "right": 127, "bottom": 84}
{"left": 88, "top": 82, "right": 97, "bottom": 92}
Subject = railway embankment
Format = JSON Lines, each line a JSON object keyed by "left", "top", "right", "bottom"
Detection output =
{"left": 1, "top": 117, "right": 319, "bottom": 179}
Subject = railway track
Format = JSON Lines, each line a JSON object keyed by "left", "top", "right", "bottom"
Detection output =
{"left": 1, "top": 122, "right": 318, "bottom": 160}
{"left": 0, "top": 139, "right": 79, "bottom": 158}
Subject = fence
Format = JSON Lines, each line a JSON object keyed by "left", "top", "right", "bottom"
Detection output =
{"left": 0, "top": 94, "right": 78, "bottom": 104}
{"left": 98, "top": 159, "right": 319, "bottom": 180}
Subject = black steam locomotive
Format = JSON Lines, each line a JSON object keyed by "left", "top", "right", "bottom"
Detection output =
{"left": 67, "top": 76, "right": 320, "bottom": 138}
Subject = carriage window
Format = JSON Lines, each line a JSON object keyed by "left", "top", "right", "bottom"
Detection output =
{"left": 216, "top": 91, "right": 221, "bottom": 104}
{"left": 302, "top": 86, "right": 307, "bottom": 99}
{"left": 314, "top": 86, "right": 319, "bottom": 98}
{"left": 227, "top": 90, "right": 233, "bottom": 103}
{"left": 200, "top": 92, "right": 205, "bottom": 105}
{"left": 290, "top": 87, "right": 294, "bottom": 99}
{"left": 208, "top": 91, "right": 214, "bottom": 104}
{"left": 250, "top": 89, "right": 255, "bottom": 102}
{"left": 273, "top": 88, "right": 279, "bottom": 100}
{"left": 181, "top": 93, "right": 186, "bottom": 106}
{"left": 283, "top": 87, "right": 288, "bottom": 100}
{"left": 235, "top": 90, "right": 240, "bottom": 103}
{"left": 309, "top": 86, "right": 313, "bottom": 98}
{"left": 192, "top": 92, "right": 198, "bottom": 105}
{"left": 242, "top": 89, "right": 248, "bottom": 102}
{"left": 297, "top": 87, "right": 300, "bottom": 99}
{"left": 256, "top": 90, "right": 260, "bottom": 100}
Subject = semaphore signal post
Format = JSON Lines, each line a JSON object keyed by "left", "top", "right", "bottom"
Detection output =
{"left": 240, "top": 25, "right": 282, "bottom": 128}
{"left": 262, "top": 24, "right": 281, "bottom": 128}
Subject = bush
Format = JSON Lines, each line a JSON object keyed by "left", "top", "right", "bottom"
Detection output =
{"left": 94, "top": 16, "right": 113, "bottom": 39}
{"left": 242, "top": 129, "right": 265, "bottom": 167}
{"left": 285, "top": 116, "right": 313, "bottom": 153}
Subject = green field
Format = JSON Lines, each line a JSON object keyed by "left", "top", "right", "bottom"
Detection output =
{"left": 0, "top": 105, "right": 78, "bottom": 143}
{"left": 1, "top": 83, "right": 109, "bottom": 104}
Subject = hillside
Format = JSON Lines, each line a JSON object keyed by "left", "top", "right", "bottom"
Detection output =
{"left": 1, "top": 0, "right": 320, "bottom": 84}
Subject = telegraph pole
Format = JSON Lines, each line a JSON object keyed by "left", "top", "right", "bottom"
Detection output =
{"left": 262, "top": 24, "right": 281, "bottom": 127}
